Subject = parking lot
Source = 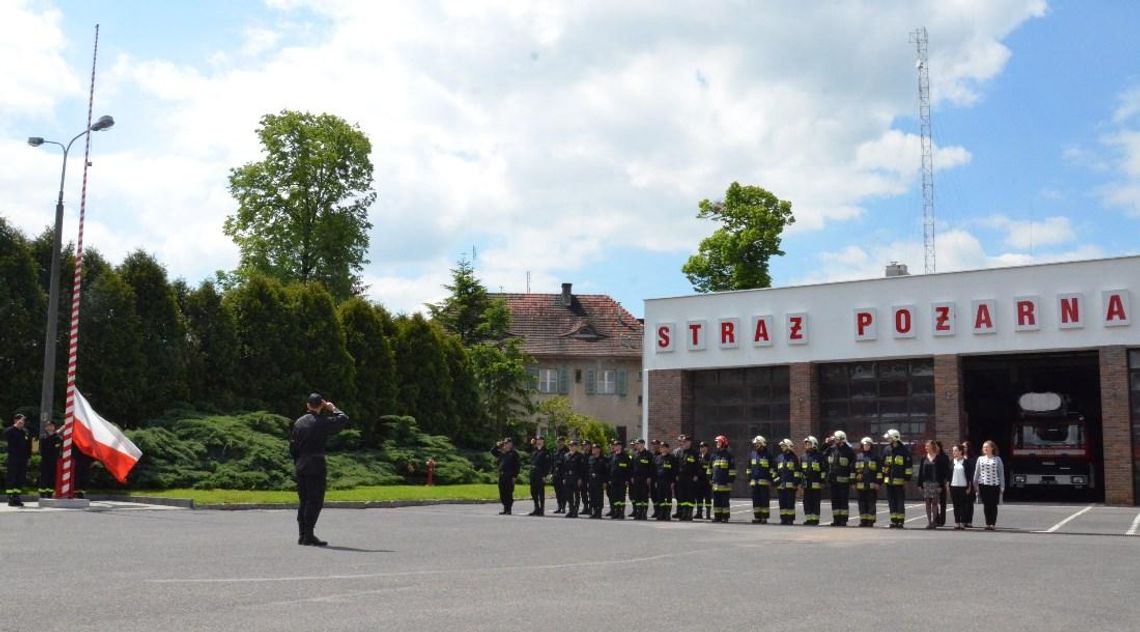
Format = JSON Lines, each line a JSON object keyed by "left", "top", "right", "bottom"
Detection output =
{"left": 2, "top": 498, "right": 1138, "bottom": 631}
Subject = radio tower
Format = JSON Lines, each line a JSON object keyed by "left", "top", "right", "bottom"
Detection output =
{"left": 910, "top": 26, "right": 935, "bottom": 274}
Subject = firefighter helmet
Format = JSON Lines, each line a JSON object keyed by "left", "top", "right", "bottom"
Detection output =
{"left": 860, "top": 436, "right": 874, "bottom": 446}
{"left": 803, "top": 435, "right": 818, "bottom": 448}
{"left": 883, "top": 429, "right": 901, "bottom": 442}
{"left": 752, "top": 435, "right": 767, "bottom": 446}
{"left": 779, "top": 438, "right": 794, "bottom": 449}
{"left": 832, "top": 430, "right": 847, "bottom": 443}
{"left": 715, "top": 435, "right": 729, "bottom": 447}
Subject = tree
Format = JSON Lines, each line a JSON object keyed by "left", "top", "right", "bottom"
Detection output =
{"left": 288, "top": 282, "right": 355, "bottom": 409}
{"left": 338, "top": 298, "right": 399, "bottom": 448}
{"left": 428, "top": 257, "right": 497, "bottom": 345}
{"left": 534, "top": 397, "right": 615, "bottom": 447}
{"left": 178, "top": 280, "right": 240, "bottom": 408}
{"left": 681, "top": 182, "right": 795, "bottom": 292}
{"left": 226, "top": 275, "right": 303, "bottom": 415}
{"left": 78, "top": 269, "right": 147, "bottom": 426}
{"left": 224, "top": 110, "right": 376, "bottom": 302}
{"left": 441, "top": 336, "right": 485, "bottom": 444}
{"left": 393, "top": 314, "right": 455, "bottom": 436}
{"left": 0, "top": 218, "right": 46, "bottom": 419}
{"left": 119, "top": 251, "right": 189, "bottom": 417}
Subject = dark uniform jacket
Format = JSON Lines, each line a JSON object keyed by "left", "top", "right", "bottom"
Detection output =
{"left": 553, "top": 447, "right": 569, "bottom": 482}
{"left": 4, "top": 425, "right": 31, "bottom": 464}
{"left": 747, "top": 448, "right": 774, "bottom": 487}
{"left": 632, "top": 449, "right": 655, "bottom": 483}
{"left": 917, "top": 452, "right": 951, "bottom": 486}
{"left": 529, "top": 447, "right": 552, "bottom": 482}
{"left": 775, "top": 450, "right": 801, "bottom": 489}
{"left": 490, "top": 447, "right": 521, "bottom": 479}
{"left": 854, "top": 449, "right": 882, "bottom": 490}
{"left": 801, "top": 449, "right": 825, "bottom": 490}
{"left": 676, "top": 447, "right": 701, "bottom": 483}
{"left": 654, "top": 452, "right": 677, "bottom": 486}
{"left": 39, "top": 431, "right": 62, "bottom": 462}
{"left": 289, "top": 407, "right": 350, "bottom": 475}
{"left": 562, "top": 451, "right": 584, "bottom": 482}
{"left": 881, "top": 442, "right": 914, "bottom": 486}
{"left": 588, "top": 454, "right": 609, "bottom": 483}
{"left": 699, "top": 452, "right": 712, "bottom": 483}
{"left": 825, "top": 443, "right": 856, "bottom": 485}
{"left": 608, "top": 451, "right": 631, "bottom": 483}
{"left": 709, "top": 449, "right": 736, "bottom": 492}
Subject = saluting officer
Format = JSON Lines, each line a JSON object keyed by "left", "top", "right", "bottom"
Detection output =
{"left": 825, "top": 431, "right": 856, "bottom": 526}
{"left": 4, "top": 414, "right": 31, "bottom": 507}
{"left": 747, "top": 436, "right": 774, "bottom": 524}
{"left": 673, "top": 435, "right": 700, "bottom": 521}
{"left": 709, "top": 435, "right": 736, "bottom": 522}
{"left": 696, "top": 441, "right": 713, "bottom": 519}
{"left": 653, "top": 441, "right": 676, "bottom": 521}
{"left": 38, "top": 420, "right": 62, "bottom": 499}
{"left": 800, "top": 436, "right": 825, "bottom": 526}
{"left": 527, "top": 436, "right": 552, "bottom": 516}
{"left": 587, "top": 443, "right": 609, "bottom": 519}
{"left": 290, "top": 394, "right": 350, "bottom": 546}
{"left": 490, "top": 437, "right": 521, "bottom": 515}
{"left": 562, "top": 440, "right": 584, "bottom": 518}
{"left": 881, "top": 429, "right": 913, "bottom": 528}
{"left": 552, "top": 436, "right": 569, "bottom": 514}
{"left": 629, "top": 439, "right": 654, "bottom": 520}
{"left": 853, "top": 436, "right": 882, "bottom": 527}
{"left": 607, "top": 440, "right": 631, "bottom": 519}
{"left": 775, "top": 439, "right": 801, "bottom": 525}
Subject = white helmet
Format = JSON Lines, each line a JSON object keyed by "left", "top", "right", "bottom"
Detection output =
{"left": 832, "top": 430, "right": 847, "bottom": 443}
{"left": 860, "top": 436, "right": 874, "bottom": 446}
{"left": 803, "top": 435, "right": 818, "bottom": 448}
{"left": 779, "top": 438, "right": 794, "bottom": 449}
{"left": 752, "top": 435, "right": 767, "bottom": 446}
{"left": 883, "top": 429, "right": 901, "bottom": 442}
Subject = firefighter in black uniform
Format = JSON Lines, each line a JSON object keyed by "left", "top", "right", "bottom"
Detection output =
{"left": 854, "top": 436, "right": 882, "bottom": 527}
{"left": 775, "top": 439, "right": 801, "bottom": 525}
{"left": 653, "top": 441, "right": 676, "bottom": 520}
{"left": 673, "top": 435, "right": 700, "bottom": 521}
{"left": 587, "top": 443, "right": 608, "bottom": 519}
{"left": 747, "top": 435, "right": 774, "bottom": 524}
{"left": 709, "top": 435, "right": 736, "bottom": 522}
{"left": 696, "top": 441, "right": 712, "bottom": 519}
{"left": 578, "top": 442, "right": 591, "bottom": 515}
{"left": 38, "top": 420, "right": 62, "bottom": 498}
{"left": 881, "top": 428, "right": 913, "bottom": 528}
{"left": 607, "top": 440, "right": 630, "bottom": 518}
{"left": 562, "top": 441, "right": 584, "bottom": 518}
{"left": 825, "top": 430, "right": 856, "bottom": 526}
{"left": 552, "top": 436, "right": 569, "bottom": 513}
{"left": 527, "top": 436, "right": 552, "bottom": 516}
{"left": 629, "top": 439, "right": 653, "bottom": 520}
{"left": 289, "top": 394, "right": 350, "bottom": 546}
{"left": 800, "top": 436, "right": 825, "bottom": 526}
{"left": 491, "top": 437, "right": 521, "bottom": 515}
{"left": 4, "top": 414, "right": 31, "bottom": 507}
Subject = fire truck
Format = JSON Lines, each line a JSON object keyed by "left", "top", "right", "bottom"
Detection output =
{"left": 1008, "top": 392, "right": 1094, "bottom": 490}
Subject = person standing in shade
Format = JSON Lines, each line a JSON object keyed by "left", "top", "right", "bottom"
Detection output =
{"left": 562, "top": 440, "right": 585, "bottom": 518}
{"left": 38, "top": 421, "right": 62, "bottom": 498}
{"left": 4, "top": 414, "right": 32, "bottom": 507}
{"left": 709, "top": 435, "right": 736, "bottom": 523}
{"left": 747, "top": 436, "right": 774, "bottom": 524}
{"left": 696, "top": 441, "right": 713, "bottom": 519}
{"left": 853, "top": 437, "right": 882, "bottom": 527}
{"left": 774, "top": 439, "right": 801, "bottom": 525}
{"left": 527, "top": 436, "right": 552, "bottom": 516}
{"left": 961, "top": 440, "right": 976, "bottom": 528}
{"left": 607, "top": 439, "right": 631, "bottom": 519}
{"left": 587, "top": 442, "right": 609, "bottom": 519}
{"left": 290, "top": 394, "right": 350, "bottom": 546}
{"left": 578, "top": 442, "right": 592, "bottom": 516}
{"left": 948, "top": 444, "right": 975, "bottom": 530}
{"left": 491, "top": 437, "right": 521, "bottom": 515}
{"left": 552, "top": 436, "right": 569, "bottom": 514}
{"left": 972, "top": 440, "right": 1005, "bottom": 531}
{"left": 881, "top": 429, "right": 913, "bottom": 529}
{"left": 674, "top": 435, "right": 700, "bottom": 521}
{"left": 916, "top": 439, "right": 950, "bottom": 529}
{"left": 653, "top": 441, "right": 676, "bottom": 521}
{"left": 825, "top": 431, "right": 855, "bottom": 526}
{"left": 800, "top": 436, "right": 825, "bottom": 526}
{"left": 629, "top": 439, "right": 654, "bottom": 520}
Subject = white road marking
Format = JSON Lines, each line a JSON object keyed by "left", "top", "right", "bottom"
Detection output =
{"left": 1040, "top": 504, "right": 1096, "bottom": 534}
{"left": 1126, "top": 511, "right": 1140, "bottom": 536}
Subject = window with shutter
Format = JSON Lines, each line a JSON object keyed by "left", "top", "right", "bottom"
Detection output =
{"left": 617, "top": 368, "right": 628, "bottom": 396}
{"left": 558, "top": 366, "right": 570, "bottom": 394}
{"left": 585, "top": 368, "right": 596, "bottom": 395}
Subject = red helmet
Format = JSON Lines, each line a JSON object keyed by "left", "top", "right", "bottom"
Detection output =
{"left": 715, "top": 435, "right": 729, "bottom": 447}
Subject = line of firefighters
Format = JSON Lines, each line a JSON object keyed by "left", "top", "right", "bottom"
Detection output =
{"left": 501, "top": 429, "right": 916, "bottom": 527}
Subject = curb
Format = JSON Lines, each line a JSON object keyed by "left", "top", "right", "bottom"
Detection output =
{"left": 195, "top": 498, "right": 501, "bottom": 511}
{"left": 88, "top": 494, "right": 197, "bottom": 509}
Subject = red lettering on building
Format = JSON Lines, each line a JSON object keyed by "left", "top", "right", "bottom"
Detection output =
{"left": 934, "top": 306, "right": 951, "bottom": 331}
{"left": 1017, "top": 300, "right": 1036, "bottom": 327}
{"left": 856, "top": 311, "right": 873, "bottom": 337}
{"left": 689, "top": 322, "right": 702, "bottom": 346}
{"left": 657, "top": 326, "right": 671, "bottom": 349}
{"left": 1060, "top": 297, "right": 1080, "bottom": 324}
{"left": 721, "top": 321, "right": 735, "bottom": 344}
{"left": 1106, "top": 294, "right": 1128, "bottom": 322}
{"left": 788, "top": 316, "right": 804, "bottom": 340}
{"left": 974, "top": 304, "right": 993, "bottom": 330}
{"left": 894, "top": 309, "right": 912, "bottom": 334}
{"left": 753, "top": 318, "right": 770, "bottom": 342}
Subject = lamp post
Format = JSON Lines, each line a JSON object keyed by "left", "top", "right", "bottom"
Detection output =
{"left": 28, "top": 114, "right": 115, "bottom": 430}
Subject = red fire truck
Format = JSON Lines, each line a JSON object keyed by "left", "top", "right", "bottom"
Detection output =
{"left": 1008, "top": 392, "right": 1094, "bottom": 490}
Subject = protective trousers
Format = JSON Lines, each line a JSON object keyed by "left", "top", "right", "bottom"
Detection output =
{"left": 564, "top": 478, "right": 581, "bottom": 517}
{"left": 887, "top": 484, "right": 906, "bottom": 526}
{"left": 295, "top": 467, "right": 327, "bottom": 540}
{"left": 654, "top": 480, "right": 673, "bottom": 520}
{"left": 829, "top": 483, "right": 850, "bottom": 525}
{"left": 589, "top": 480, "right": 605, "bottom": 518}
{"left": 529, "top": 477, "right": 544, "bottom": 515}
{"left": 857, "top": 488, "right": 878, "bottom": 526}
{"left": 778, "top": 489, "right": 796, "bottom": 524}
{"left": 498, "top": 474, "right": 515, "bottom": 513}
{"left": 630, "top": 479, "right": 650, "bottom": 519}
{"left": 750, "top": 484, "right": 770, "bottom": 522}
{"left": 6, "top": 458, "right": 27, "bottom": 504}
{"left": 553, "top": 477, "right": 565, "bottom": 512}
{"left": 607, "top": 480, "right": 627, "bottom": 518}
{"left": 675, "top": 478, "right": 694, "bottom": 520}
{"left": 39, "top": 457, "right": 56, "bottom": 498}
{"left": 712, "top": 490, "right": 731, "bottom": 521}
{"left": 802, "top": 489, "right": 821, "bottom": 525}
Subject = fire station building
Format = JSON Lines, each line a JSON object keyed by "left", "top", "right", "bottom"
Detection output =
{"left": 641, "top": 256, "right": 1140, "bottom": 505}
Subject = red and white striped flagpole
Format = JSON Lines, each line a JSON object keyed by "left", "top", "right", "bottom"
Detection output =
{"left": 56, "top": 24, "right": 101, "bottom": 499}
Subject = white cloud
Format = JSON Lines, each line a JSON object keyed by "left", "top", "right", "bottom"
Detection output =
{"left": 1097, "top": 88, "right": 1140, "bottom": 215}
{"left": 978, "top": 214, "right": 1077, "bottom": 249}
{"left": 0, "top": 0, "right": 82, "bottom": 115}
{"left": 1, "top": 0, "right": 1048, "bottom": 313}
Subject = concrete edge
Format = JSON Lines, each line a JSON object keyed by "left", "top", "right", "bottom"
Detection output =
{"left": 196, "top": 498, "right": 501, "bottom": 511}
{"left": 87, "top": 495, "right": 196, "bottom": 509}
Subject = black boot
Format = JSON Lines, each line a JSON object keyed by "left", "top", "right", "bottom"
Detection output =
{"left": 8, "top": 494, "right": 23, "bottom": 507}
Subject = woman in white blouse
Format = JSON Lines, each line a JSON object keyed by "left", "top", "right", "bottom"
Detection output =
{"left": 971, "top": 440, "right": 1005, "bottom": 530}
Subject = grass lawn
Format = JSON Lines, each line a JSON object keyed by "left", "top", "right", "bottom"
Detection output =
{"left": 113, "top": 483, "right": 531, "bottom": 505}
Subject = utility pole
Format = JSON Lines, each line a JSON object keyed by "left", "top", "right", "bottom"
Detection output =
{"left": 910, "top": 26, "right": 936, "bottom": 274}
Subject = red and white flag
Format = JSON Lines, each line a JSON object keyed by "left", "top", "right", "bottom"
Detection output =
{"left": 72, "top": 390, "right": 142, "bottom": 483}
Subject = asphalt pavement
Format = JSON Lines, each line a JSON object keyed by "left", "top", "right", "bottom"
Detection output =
{"left": 1, "top": 498, "right": 1138, "bottom": 631}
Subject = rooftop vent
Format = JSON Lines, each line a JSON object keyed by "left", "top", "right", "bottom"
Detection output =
{"left": 560, "top": 282, "right": 572, "bottom": 307}
{"left": 885, "top": 262, "right": 910, "bottom": 277}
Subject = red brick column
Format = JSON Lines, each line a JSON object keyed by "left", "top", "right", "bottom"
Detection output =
{"left": 1100, "top": 346, "right": 1134, "bottom": 506}
{"left": 647, "top": 369, "right": 686, "bottom": 441}
{"left": 933, "top": 354, "right": 965, "bottom": 447}
{"left": 789, "top": 362, "right": 819, "bottom": 442}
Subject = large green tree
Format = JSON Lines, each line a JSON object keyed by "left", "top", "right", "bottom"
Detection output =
{"left": 178, "top": 279, "right": 240, "bottom": 408}
{"left": 681, "top": 182, "right": 795, "bottom": 292}
{"left": 338, "top": 298, "right": 399, "bottom": 448}
{"left": 0, "top": 218, "right": 46, "bottom": 418}
{"left": 224, "top": 110, "right": 376, "bottom": 302}
{"left": 119, "top": 251, "right": 189, "bottom": 417}
{"left": 394, "top": 314, "right": 455, "bottom": 436}
{"left": 78, "top": 269, "right": 148, "bottom": 425}
{"left": 226, "top": 275, "right": 303, "bottom": 415}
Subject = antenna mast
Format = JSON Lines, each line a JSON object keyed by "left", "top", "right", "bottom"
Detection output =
{"left": 910, "top": 26, "right": 936, "bottom": 274}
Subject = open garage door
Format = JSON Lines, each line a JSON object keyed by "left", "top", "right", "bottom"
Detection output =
{"left": 963, "top": 352, "right": 1104, "bottom": 503}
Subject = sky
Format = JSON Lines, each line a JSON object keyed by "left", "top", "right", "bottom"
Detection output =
{"left": 2, "top": 0, "right": 1139, "bottom": 318}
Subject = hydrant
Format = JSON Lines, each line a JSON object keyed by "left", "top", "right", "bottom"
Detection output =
{"left": 426, "top": 458, "right": 436, "bottom": 486}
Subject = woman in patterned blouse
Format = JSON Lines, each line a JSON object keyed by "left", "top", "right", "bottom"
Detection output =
{"left": 972, "top": 440, "right": 1005, "bottom": 530}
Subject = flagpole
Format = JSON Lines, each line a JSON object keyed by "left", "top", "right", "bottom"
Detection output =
{"left": 55, "top": 24, "right": 100, "bottom": 501}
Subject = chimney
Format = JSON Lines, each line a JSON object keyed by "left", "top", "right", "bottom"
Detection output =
{"left": 885, "top": 262, "right": 910, "bottom": 277}
{"left": 561, "top": 282, "right": 572, "bottom": 307}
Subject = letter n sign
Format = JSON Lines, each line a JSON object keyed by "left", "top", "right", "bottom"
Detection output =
{"left": 853, "top": 308, "right": 876, "bottom": 341}
{"left": 655, "top": 322, "right": 675, "bottom": 353}
{"left": 1057, "top": 293, "right": 1084, "bottom": 330}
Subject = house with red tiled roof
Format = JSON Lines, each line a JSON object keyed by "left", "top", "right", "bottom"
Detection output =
{"left": 491, "top": 283, "right": 643, "bottom": 440}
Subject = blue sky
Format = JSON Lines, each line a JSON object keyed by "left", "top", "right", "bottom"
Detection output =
{"left": 2, "top": 1, "right": 1138, "bottom": 317}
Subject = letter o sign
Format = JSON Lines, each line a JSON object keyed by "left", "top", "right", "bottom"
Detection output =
{"left": 892, "top": 305, "right": 916, "bottom": 339}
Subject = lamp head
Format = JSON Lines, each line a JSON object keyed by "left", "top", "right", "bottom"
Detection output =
{"left": 27, "top": 137, "right": 44, "bottom": 147}
{"left": 90, "top": 115, "right": 115, "bottom": 132}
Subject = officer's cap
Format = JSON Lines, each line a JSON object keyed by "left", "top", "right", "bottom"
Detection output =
{"left": 659, "top": 441, "right": 670, "bottom": 448}
{"left": 633, "top": 438, "right": 646, "bottom": 445}
{"left": 677, "top": 434, "right": 690, "bottom": 441}
{"left": 650, "top": 439, "right": 660, "bottom": 445}
{"left": 569, "top": 439, "right": 580, "bottom": 446}
{"left": 698, "top": 441, "right": 709, "bottom": 447}
{"left": 557, "top": 436, "right": 568, "bottom": 442}
{"left": 306, "top": 392, "right": 325, "bottom": 407}
{"left": 13, "top": 413, "right": 26, "bottom": 421}
{"left": 611, "top": 439, "right": 623, "bottom": 446}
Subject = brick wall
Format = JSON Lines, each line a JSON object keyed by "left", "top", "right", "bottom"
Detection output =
{"left": 1100, "top": 346, "right": 1134, "bottom": 506}
{"left": 933, "top": 354, "right": 965, "bottom": 448}
{"left": 789, "top": 362, "right": 819, "bottom": 441}
{"left": 647, "top": 369, "right": 690, "bottom": 441}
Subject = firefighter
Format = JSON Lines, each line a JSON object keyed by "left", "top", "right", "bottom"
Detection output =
{"left": 527, "top": 436, "right": 551, "bottom": 516}
{"left": 490, "top": 437, "right": 521, "bottom": 515}
{"left": 552, "top": 436, "right": 569, "bottom": 513}
{"left": 562, "top": 440, "right": 584, "bottom": 518}
{"left": 607, "top": 439, "right": 631, "bottom": 519}
{"left": 853, "top": 437, "right": 882, "bottom": 527}
{"left": 709, "top": 435, "right": 736, "bottom": 522}
{"left": 630, "top": 439, "right": 654, "bottom": 520}
{"left": 290, "top": 394, "right": 351, "bottom": 546}
{"left": 696, "top": 441, "right": 713, "bottom": 519}
{"left": 881, "top": 429, "right": 913, "bottom": 528}
{"left": 673, "top": 435, "right": 700, "bottom": 521}
{"left": 653, "top": 441, "right": 676, "bottom": 520}
{"left": 587, "top": 442, "right": 608, "bottom": 519}
{"left": 649, "top": 439, "right": 663, "bottom": 518}
{"left": 747, "top": 436, "right": 774, "bottom": 524}
{"left": 775, "top": 438, "right": 800, "bottom": 525}
{"left": 38, "top": 420, "right": 62, "bottom": 499}
{"left": 578, "top": 442, "right": 591, "bottom": 515}
{"left": 800, "top": 436, "right": 825, "bottom": 526}
{"left": 825, "top": 430, "right": 855, "bottom": 526}
{"left": 4, "top": 414, "right": 31, "bottom": 507}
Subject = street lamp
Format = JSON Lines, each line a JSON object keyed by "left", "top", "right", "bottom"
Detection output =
{"left": 28, "top": 114, "right": 115, "bottom": 430}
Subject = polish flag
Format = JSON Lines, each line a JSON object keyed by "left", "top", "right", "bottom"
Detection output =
{"left": 72, "top": 390, "right": 142, "bottom": 483}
